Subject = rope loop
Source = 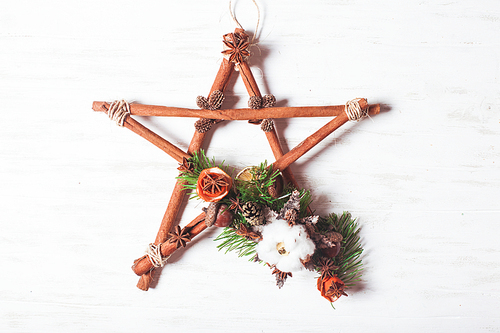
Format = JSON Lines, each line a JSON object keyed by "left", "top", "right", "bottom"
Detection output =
{"left": 108, "top": 100, "right": 131, "bottom": 126}
{"left": 145, "top": 243, "right": 168, "bottom": 268}
{"left": 345, "top": 98, "right": 369, "bottom": 121}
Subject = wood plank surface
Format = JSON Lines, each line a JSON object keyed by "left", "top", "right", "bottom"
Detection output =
{"left": 0, "top": 0, "right": 499, "bottom": 332}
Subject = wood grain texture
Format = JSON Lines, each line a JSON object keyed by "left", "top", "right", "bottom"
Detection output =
{"left": 1, "top": 0, "right": 499, "bottom": 332}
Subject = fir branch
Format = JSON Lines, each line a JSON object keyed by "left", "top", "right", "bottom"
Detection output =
{"left": 321, "top": 212, "right": 364, "bottom": 287}
{"left": 214, "top": 227, "right": 258, "bottom": 260}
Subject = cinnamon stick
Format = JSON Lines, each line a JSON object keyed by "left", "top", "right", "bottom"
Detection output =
{"left": 210, "top": 58, "right": 235, "bottom": 94}
{"left": 92, "top": 102, "right": 381, "bottom": 120}
{"left": 272, "top": 100, "right": 379, "bottom": 173}
{"left": 235, "top": 50, "right": 305, "bottom": 210}
{"left": 94, "top": 103, "right": 190, "bottom": 163}
{"left": 132, "top": 213, "right": 208, "bottom": 277}
{"left": 264, "top": 127, "right": 312, "bottom": 214}
{"left": 236, "top": 61, "right": 261, "bottom": 98}
{"left": 135, "top": 129, "right": 208, "bottom": 291}
{"left": 264, "top": 128, "right": 299, "bottom": 185}
{"left": 135, "top": 36, "right": 237, "bottom": 290}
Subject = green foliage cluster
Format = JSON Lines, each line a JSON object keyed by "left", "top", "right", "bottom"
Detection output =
{"left": 318, "top": 212, "right": 363, "bottom": 286}
{"left": 178, "top": 150, "right": 363, "bottom": 287}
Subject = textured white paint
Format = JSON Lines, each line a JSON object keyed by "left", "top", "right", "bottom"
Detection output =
{"left": 1, "top": 0, "right": 499, "bottom": 332}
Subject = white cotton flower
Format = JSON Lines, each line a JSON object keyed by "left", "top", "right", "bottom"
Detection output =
{"left": 256, "top": 218, "right": 315, "bottom": 273}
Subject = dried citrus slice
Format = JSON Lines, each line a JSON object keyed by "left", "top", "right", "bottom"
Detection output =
{"left": 235, "top": 166, "right": 257, "bottom": 181}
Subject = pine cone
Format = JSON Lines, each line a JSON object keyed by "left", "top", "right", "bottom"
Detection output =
{"left": 248, "top": 96, "right": 262, "bottom": 109}
{"left": 208, "top": 90, "right": 225, "bottom": 110}
{"left": 195, "top": 118, "right": 215, "bottom": 133}
{"left": 262, "top": 94, "right": 276, "bottom": 108}
{"left": 260, "top": 118, "right": 274, "bottom": 132}
{"left": 196, "top": 96, "right": 210, "bottom": 109}
{"left": 241, "top": 201, "right": 265, "bottom": 226}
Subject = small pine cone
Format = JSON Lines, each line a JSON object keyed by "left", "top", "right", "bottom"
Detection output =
{"left": 196, "top": 96, "right": 210, "bottom": 109}
{"left": 284, "top": 209, "right": 298, "bottom": 224}
{"left": 195, "top": 118, "right": 215, "bottom": 133}
{"left": 248, "top": 96, "right": 262, "bottom": 109}
{"left": 262, "top": 94, "right": 276, "bottom": 108}
{"left": 203, "top": 202, "right": 220, "bottom": 227}
{"left": 241, "top": 201, "right": 265, "bottom": 226}
{"left": 260, "top": 119, "right": 274, "bottom": 132}
{"left": 208, "top": 90, "right": 225, "bottom": 110}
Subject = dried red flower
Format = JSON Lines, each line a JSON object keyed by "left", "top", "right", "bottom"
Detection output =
{"left": 317, "top": 274, "right": 347, "bottom": 303}
{"left": 196, "top": 167, "right": 232, "bottom": 202}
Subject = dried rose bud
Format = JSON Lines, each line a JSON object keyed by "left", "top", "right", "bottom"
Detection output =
{"left": 317, "top": 274, "right": 346, "bottom": 303}
{"left": 196, "top": 167, "right": 232, "bottom": 202}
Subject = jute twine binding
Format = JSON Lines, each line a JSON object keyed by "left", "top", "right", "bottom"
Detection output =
{"left": 345, "top": 98, "right": 369, "bottom": 121}
{"left": 146, "top": 243, "right": 168, "bottom": 268}
{"left": 229, "top": 0, "right": 260, "bottom": 45}
{"left": 108, "top": 100, "right": 131, "bottom": 126}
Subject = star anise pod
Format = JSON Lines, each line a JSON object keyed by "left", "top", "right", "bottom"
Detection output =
{"left": 318, "top": 257, "right": 340, "bottom": 280}
{"left": 168, "top": 225, "right": 191, "bottom": 248}
{"left": 228, "top": 196, "right": 243, "bottom": 212}
{"left": 221, "top": 32, "right": 250, "bottom": 64}
{"left": 201, "top": 173, "right": 230, "bottom": 195}
{"left": 235, "top": 224, "right": 261, "bottom": 241}
{"left": 271, "top": 266, "right": 292, "bottom": 289}
{"left": 177, "top": 157, "right": 194, "bottom": 173}
{"left": 325, "top": 279, "right": 348, "bottom": 299}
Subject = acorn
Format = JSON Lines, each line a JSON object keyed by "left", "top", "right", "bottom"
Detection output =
{"left": 321, "top": 241, "right": 342, "bottom": 258}
{"left": 267, "top": 174, "right": 284, "bottom": 198}
{"left": 214, "top": 204, "right": 233, "bottom": 227}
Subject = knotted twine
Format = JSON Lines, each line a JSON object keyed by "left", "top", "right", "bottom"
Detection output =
{"left": 145, "top": 243, "right": 168, "bottom": 268}
{"left": 108, "top": 100, "right": 131, "bottom": 126}
{"left": 345, "top": 98, "right": 369, "bottom": 121}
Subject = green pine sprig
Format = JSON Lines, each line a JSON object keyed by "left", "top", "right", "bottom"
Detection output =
{"left": 235, "top": 161, "right": 283, "bottom": 206}
{"left": 320, "top": 212, "right": 364, "bottom": 286}
{"left": 178, "top": 151, "right": 364, "bottom": 290}
{"left": 214, "top": 226, "right": 258, "bottom": 261}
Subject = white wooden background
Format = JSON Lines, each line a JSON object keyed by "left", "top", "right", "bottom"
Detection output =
{"left": 1, "top": 0, "right": 499, "bottom": 332}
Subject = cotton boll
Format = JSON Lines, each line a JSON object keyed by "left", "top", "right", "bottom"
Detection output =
{"left": 256, "top": 219, "right": 316, "bottom": 273}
